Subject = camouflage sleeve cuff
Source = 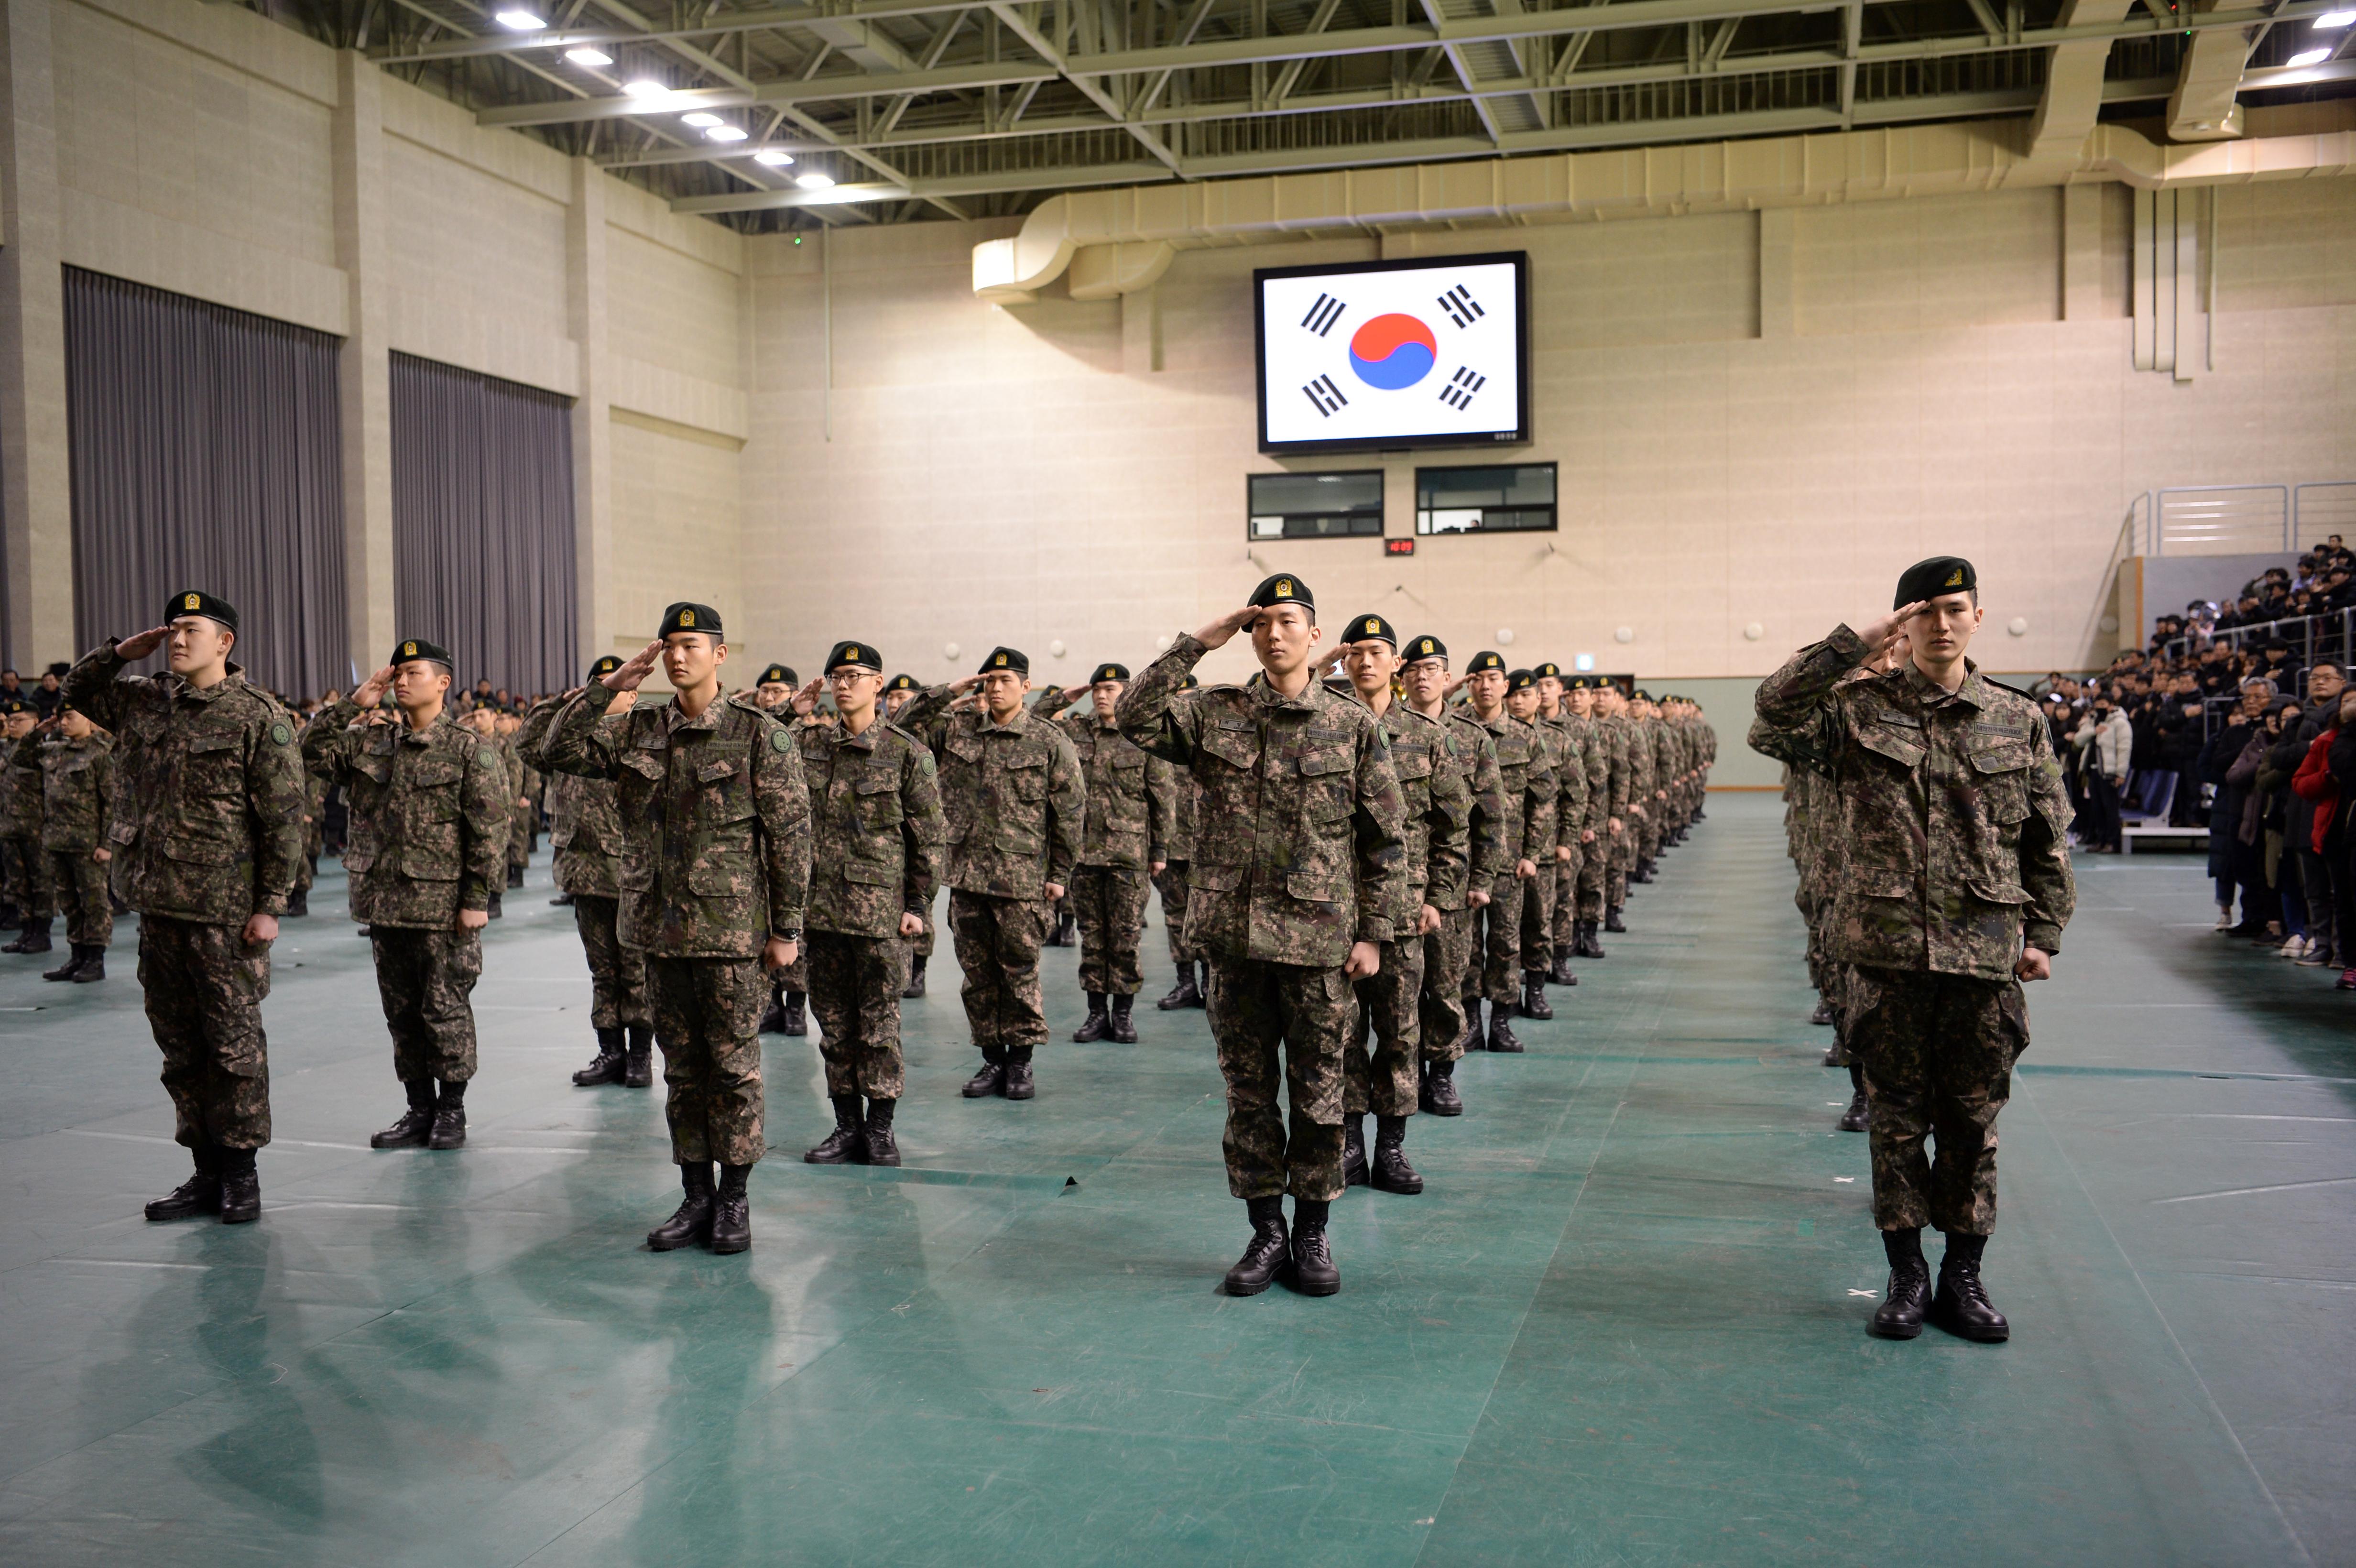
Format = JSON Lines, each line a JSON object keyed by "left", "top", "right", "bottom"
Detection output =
{"left": 1827, "top": 624, "right": 1872, "bottom": 663}
{"left": 2024, "top": 924, "right": 2062, "bottom": 955}
{"left": 1355, "top": 913, "right": 1395, "bottom": 945}
{"left": 580, "top": 684, "right": 617, "bottom": 713}
{"left": 253, "top": 892, "right": 289, "bottom": 918}
{"left": 772, "top": 926, "right": 801, "bottom": 944}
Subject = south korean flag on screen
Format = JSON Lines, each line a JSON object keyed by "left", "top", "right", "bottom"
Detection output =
{"left": 1262, "top": 259, "right": 1519, "bottom": 447}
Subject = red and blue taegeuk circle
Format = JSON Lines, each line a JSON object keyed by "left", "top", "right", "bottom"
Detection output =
{"left": 1348, "top": 313, "right": 1438, "bottom": 391}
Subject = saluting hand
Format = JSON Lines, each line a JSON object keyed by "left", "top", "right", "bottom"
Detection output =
{"left": 791, "top": 676, "right": 824, "bottom": 718}
{"left": 114, "top": 625, "right": 172, "bottom": 661}
{"left": 605, "top": 641, "right": 663, "bottom": 694}
{"left": 1443, "top": 674, "right": 1470, "bottom": 700}
{"left": 1857, "top": 601, "right": 1926, "bottom": 664}
{"left": 352, "top": 664, "right": 397, "bottom": 708}
{"left": 1193, "top": 606, "right": 1260, "bottom": 651}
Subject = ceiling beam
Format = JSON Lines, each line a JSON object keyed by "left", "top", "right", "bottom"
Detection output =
{"left": 476, "top": 59, "right": 1062, "bottom": 126}
{"left": 373, "top": 1, "right": 984, "bottom": 65}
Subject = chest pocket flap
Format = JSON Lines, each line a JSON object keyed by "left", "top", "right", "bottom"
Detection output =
{"left": 1199, "top": 723, "right": 1260, "bottom": 771}
{"left": 1391, "top": 742, "right": 1432, "bottom": 781}
{"left": 1852, "top": 717, "right": 1926, "bottom": 770}
{"left": 621, "top": 750, "right": 665, "bottom": 781}
{"left": 698, "top": 759, "right": 738, "bottom": 783}
{"left": 407, "top": 759, "right": 463, "bottom": 788}
{"left": 1297, "top": 751, "right": 1350, "bottom": 778}
{"left": 854, "top": 770, "right": 896, "bottom": 795}
{"left": 188, "top": 732, "right": 240, "bottom": 756}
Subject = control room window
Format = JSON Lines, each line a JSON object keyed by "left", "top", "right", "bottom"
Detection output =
{"left": 1415, "top": 462, "right": 1557, "bottom": 535}
{"left": 1247, "top": 470, "right": 1383, "bottom": 540}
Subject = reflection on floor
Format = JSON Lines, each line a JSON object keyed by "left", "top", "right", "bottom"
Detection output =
{"left": 0, "top": 795, "right": 2346, "bottom": 1565}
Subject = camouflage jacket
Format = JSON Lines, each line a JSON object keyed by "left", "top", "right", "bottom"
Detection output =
{"left": 1375, "top": 701, "right": 1472, "bottom": 917}
{"left": 1598, "top": 714, "right": 1633, "bottom": 822}
{"left": 1439, "top": 711, "right": 1509, "bottom": 894}
{"left": 64, "top": 643, "right": 305, "bottom": 924}
{"left": 1753, "top": 625, "right": 2076, "bottom": 980}
{"left": 1542, "top": 714, "right": 1592, "bottom": 849}
{"left": 0, "top": 737, "right": 37, "bottom": 838}
{"left": 1571, "top": 715, "right": 1612, "bottom": 835}
{"left": 304, "top": 700, "right": 510, "bottom": 927}
{"left": 544, "top": 685, "right": 813, "bottom": 957}
{"left": 22, "top": 731, "right": 114, "bottom": 851}
{"left": 1118, "top": 633, "right": 1407, "bottom": 966}
{"left": 1626, "top": 719, "right": 1658, "bottom": 814}
{"left": 1464, "top": 708, "right": 1555, "bottom": 867}
{"left": 523, "top": 696, "right": 628, "bottom": 899}
{"left": 1059, "top": 713, "right": 1177, "bottom": 870}
{"left": 796, "top": 716, "right": 943, "bottom": 939}
{"left": 896, "top": 687, "right": 1084, "bottom": 900}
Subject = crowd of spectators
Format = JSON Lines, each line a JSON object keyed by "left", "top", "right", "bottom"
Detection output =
{"left": 2031, "top": 536, "right": 2356, "bottom": 988}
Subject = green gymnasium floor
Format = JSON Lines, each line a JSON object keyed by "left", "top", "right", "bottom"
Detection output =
{"left": 0, "top": 793, "right": 2348, "bottom": 1566}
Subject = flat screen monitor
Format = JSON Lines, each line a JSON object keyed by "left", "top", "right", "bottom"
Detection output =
{"left": 1254, "top": 251, "right": 1530, "bottom": 457}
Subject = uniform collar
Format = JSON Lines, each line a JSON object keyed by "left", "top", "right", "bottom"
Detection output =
{"left": 1902, "top": 658, "right": 1985, "bottom": 710}
{"left": 665, "top": 697, "right": 724, "bottom": 734}
{"left": 835, "top": 720, "right": 880, "bottom": 752}
{"left": 979, "top": 707, "right": 1033, "bottom": 736}
{"left": 173, "top": 664, "right": 246, "bottom": 706}
{"left": 1248, "top": 672, "right": 1322, "bottom": 714}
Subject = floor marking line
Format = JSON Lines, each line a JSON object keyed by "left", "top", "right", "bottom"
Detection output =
{"left": 2152, "top": 1176, "right": 2356, "bottom": 1205}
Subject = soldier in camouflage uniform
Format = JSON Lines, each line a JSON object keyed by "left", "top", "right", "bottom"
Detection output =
{"left": 1399, "top": 636, "right": 1504, "bottom": 1116}
{"left": 1589, "top": 683, "right": 1637, "bottom": 937}
{"left": 1540, "top": 668, "right": 1606, "bottom": 979}
{"left": 791, "top": 640, "right": 943, "bottom": 1168}
{"left": 545, "top": 604, "right": 812, "bottom": 1254}
{"left": 748, "top": 664, "right": 813, "bottom": 1036}
{"left": 20, "top": 705, "right": 114, "bottom": 981}
{"left": 1457, "top": 653, "right": 1553, "bottom": 1054}
{"left": 1152, "top": 675, "right": 1207, "bottom": 1011}
{"left": 497, "top": 710, "right": 538, "bottom": 890}
{"left": 1754, "top": 556, "right": 2074, "bottom": 1344}
{"left": 881, "top": 675, "right": 938, "bottom": 998}
{"left": 895, "top": 647, "right": 1084, "bottom": 1100}
{"left": 103, "top": 708, "right": 142, "bottom": 913}
{"left": 305, "top": 640, "right": 512, "bottom": 1153}
{"left": 0, "top": 701, "right": 52, "bottom": 954}
{"left": 1332, "top": 615, "right": 1468, "bottom": 1195}
{"left": 523, "top": 657, "right": 654, "bottom": 1090}
{"left": 66, "top": 591, "right": 306, "bottom": 1225}
{"left": 1506, "top": 669, "right": 1578, "bottom": 1022}
{"left": 287, "top": 764, "right": 326, "bottom": 917}
{"left": 1050, "top": 662, "right": 1175, "bottom": 1045}
{"left": 1120, "top": 573, "right": 1407, "bottom": 1298}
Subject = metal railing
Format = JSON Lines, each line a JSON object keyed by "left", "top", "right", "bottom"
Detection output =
{"left": 2127, "top": 480, "right": 2356, "bottom": 555}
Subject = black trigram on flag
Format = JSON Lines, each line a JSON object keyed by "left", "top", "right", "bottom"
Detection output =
{"left": 1303, "top": 374, "right": 1349, "bottom": 416}
{"left": 1438, "top": 284, "right": 1484, "bottom": 329}
{"left": 1438, "top": 366, "right": 1484, "bottom": 410}
{"left": 1299, "top": 293, "right": 1346, "bottom": 337}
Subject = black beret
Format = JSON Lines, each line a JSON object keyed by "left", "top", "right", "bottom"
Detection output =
{"left": 390, "top": 638, "right": 454, "bottom": 670}
{"left": 1894, "top": 556, "right": 1975, "bottom": 609}
{"left": 1568, "top": 675, "right": 1590, "bottom": 689}
{"left": 0, "top": 699, "right": 24, "bottom": 716}
{"left": 165, "top": 589, "right": 237, "bottom": 632}
{"left": 1090, "top": 662, "right": 1130, "bottom": 685}
{"left": 1506, "top": 669, "right": 1537, "bottom": 692}
{"left": 659, "top": 601, "right": 721, "bottom": 638}
{"left": 589, "top": 656, "right": 622, "bottom": 681}
{"left": 1342, "top": 613, "right": 1397, "bottom": 648}
{"left": 981, "top": 647, "right": 1030, "bottom": 676}
{"left": 1466, "top": 650, "right": 1506, "bottom": 675}
{"left": 825, "top": 640, "right": 882, "bottom": 674}
{"left": 1532, "top": 661, "right": 1561, "bottom": 679}
{"left": 1247, "top": 573, "right": 1313, "bottom": 611}
{"left": 1402, "top": 634, "right": 1447, "bottom": 664}
{"left": 755, "top": 663, "right": 794, "bottom": 686}
{"left": 885, "top": 673, "right": 920, "bottom": 692}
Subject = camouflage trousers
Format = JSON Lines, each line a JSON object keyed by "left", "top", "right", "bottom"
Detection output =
{"left": 1576, "top": 828, "right": 1615, "bottom": 920}
{"left": 1518, "top": 857, "right": 1556, "bottom": 973}
{"left": 508, "top": 807, "right": 531, "bottom": 871}
{"left": 1419, "top": 907, "right": 1475, "bottom": 1063}
{"left": 1550, "top": 847, "right": 1584, "bottom": 947}
{"left": 644, "top": 956, "right": 766, "bottom": 1166}
{"left": 1344, "top": 936, "right": 1423, "bottom": 1117}
{"left": 0, "top": 833, "right": 51, "bottom": 918}
{"left": 904, "top": 899, "right": 936, "bottom": 962}
{"left": 571, "top": 894, "right": 648, "bottom": 1030}
{"left": 948, "top": 889, "right": 1050, "bottom": 1059}
{"left": 369, "top": 926, "right": 483, "bottom": 1085}
{"left": 48, "top": 849, "right": 111, "bottom": 948}
{"left": 1843, "top": 965, "right": 2029, "bottom": 1236}
{"left": 138, "top": 915, "right": 272, "bottom": 1151}
{"left": 1073, "top": 864, "right": 1150, "bottom": 997}
{"left": 1207, "top": 956, "right": 1350, "bottom": 1201}
{"left": 1467, "top": 871, "right": 1527, "bottom": 1004}
{"left": 807, "top": 930, "right": 904, "bottom": 1100}
{"left": 1153, "top": 860, "right": 1196, "bottom": 964}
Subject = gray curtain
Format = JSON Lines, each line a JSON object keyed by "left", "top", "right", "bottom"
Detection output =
{"left": 63, "top": 267, "right": 348, "bottom": 698}
{"left": 390, "top": 353, "right": 576, "bottom": 696}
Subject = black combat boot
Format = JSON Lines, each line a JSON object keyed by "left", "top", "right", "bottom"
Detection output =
{"left": 623, "top": 1022, "right": 654, "bottom": 1088}
{"left": 1549, "top": 945, "right": 1579, "bottom": 987}
{"left": 863, "top": 1098, "right": 901, "bottom": 1167}
{"left": 1603, "top": 907, "right": 1627, "bottom": 934}
{"left": 759, "top": 975, "right": 788, "bottom": 1034}
{"left": 1838, "top": 1063, "right": 1870, "bottom": 1132}
{"left": 1222, "top": 1196, "right": 1289, "bottom": 1296}
{"left": 1576, "top": 919, "right": 1606, "bottom": 959}
{"left": 371, "top": 1081, "right": 437, "bottom": 1148}
{"left": 216, "top": 1147, "right": 260, "bottom": 1224}
{"left": 1072, "top": 992, "right": 1111, "bottom": 1042}
{"left": 0, "top": 901, "right": 14, "bottom": 926}
{"left": 1487, "top": 1006, "right": 1525, "bottom": 1054}
{"left": 804, "top": 1096, "right": 867, "bottom": 1164}
{"left": 782, "top": 991, "right": 807, "bottom": 1036}
{"left": 1004, "top": 1049, "right": 1036, "bottom": 1100}
{"left": 286, "top": 887, "right": 308, "bottom": 917}
{"left": 428, "top": 1080, "right": 468, "bottom": 1149}
{"left": 506, "top": 863, "right": 524, "bottom": 890}
{"left": 4, "top": 916, "right": 52, "bottom": 954}
{"left": 144, "top": 1145, "right": 222, "bottom": 1221}
{"left": 1050, "top": 910, "right": 1076, "bottom": 947}
{"left": 1108, "top": 994, "right": 1138, "bottom": 1044}
{"left": 41, "top": 944, "right": 86, "bottom": 982}
{"left": 1288, "top": 1198, "right": 1340, "bottom": 1296}
{"left": 647, "top": 1162, "right": 715, "bottom": 1250}
{"left": 573, "top": 1026, "right": 627, "bottom": 1086}
{"left": 963, "top": 1050, "right": 1007, "bottom": 1099}
{"left": 549, "top": 892, "right": 573, "bottom": 907}
{"left": 1632, "top": 860, "right": 1654, "bottom": 884}
{"left": 709, "top": 1164, "right": 752, "bottom": 1253}
{"left": 1341, "top": 1116, "right": 1369, "bottom": 1187}
{"left": 1371, "top": 1115, "right": 1423, "bottom": 1194}
{"left": 1157, "top": 963, "right": 1203, "bottom": 1010}
{"left": 1809, "top": 1000, "right": 1835, "bottom": 1026}
{"left": 1930, "top": 1232, "right": 2009, "bottom": 1342}
{"left": 902, "top": 953, "right": 927, "bottom": 999}
{"left": 74, "top": 945, "right": 105, "bottom": 982}
{"left": 1870, "top": 1227, "right": 1931, "bottom": 1339}
{"left": 1822, "top": 1042, "right": 1847, "bottom": 1067}
{"left": 1519, "top": 972, "right": 1552, "bottom": 1021}
{"left": 1457, "top": 998, "right": 1484, "bottom": 1056}
{"left": 1421, "top": 1057, "right": 1463, "bottom": 1116}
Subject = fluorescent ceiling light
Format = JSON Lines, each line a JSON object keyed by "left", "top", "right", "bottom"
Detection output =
{"left": 681, "top": 111, "right": 722, "bottom": 127}
{"left": 705, "top": 125, "right": 748, "bottom": 142}
{"left": 564, "top": 47, "right": 613, "bottom": 66}
{"left": 796, "top": 173, "right": 836, "bottom": 190}
{"left": 753, "top": 149, "right": 795, "bottom": 166}
{"left": 2313, "top": 10, "right": 2355, "bottom": 24}
{"left": 2287, "top": 46, "right": 2332, "bottom": 65}
{"left": 493, "top": 9, "right": 546, "bottom": 29}
{"left": 622, "top": 79, "right": 669, "bottom": 98}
